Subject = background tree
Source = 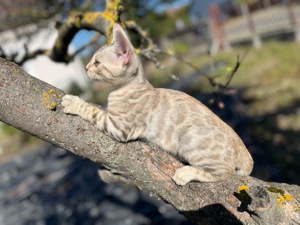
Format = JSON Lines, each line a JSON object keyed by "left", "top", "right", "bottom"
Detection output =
{"left": 1, "top": 0, "right": 300, "bottom": 224}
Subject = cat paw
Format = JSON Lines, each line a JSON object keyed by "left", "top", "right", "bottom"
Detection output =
{"left": 172, "top": 166, "right": 194, "bottom": 186}
{"left": 61, "top": 95, "right": 82, "bottom": 115}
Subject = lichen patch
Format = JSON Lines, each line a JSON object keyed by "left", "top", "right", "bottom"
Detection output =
{"left": 238, "top": 180, "right": 250, "bottom": 193}
{"left": 267, "top": 186, "right": 299, "bottom": 210}
{"left": 42, "top": 88, "right": 61, "bottom": 111}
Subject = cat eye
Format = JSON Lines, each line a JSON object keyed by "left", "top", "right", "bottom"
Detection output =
{"left": 94, "top": 60, "right": 101, "bottom": 66}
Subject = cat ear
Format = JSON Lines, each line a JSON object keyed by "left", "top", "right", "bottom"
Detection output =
{"left": 112, "top": 24, "right": 132, "bottom": 65}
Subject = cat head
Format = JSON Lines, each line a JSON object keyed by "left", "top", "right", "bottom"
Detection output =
{"left": 86, "top": 23, "right": 143, "bottom": 87}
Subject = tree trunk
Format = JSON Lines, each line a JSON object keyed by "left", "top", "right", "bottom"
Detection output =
{"left": 0, "top": 57, "right": 300, "bottom": 224}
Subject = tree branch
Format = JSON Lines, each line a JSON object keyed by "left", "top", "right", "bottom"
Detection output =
{"left": 1, "top": 58, "right": 300, "bottom": 224}
{"left": 3, "top": 0, "right": 122, "bottom": 65}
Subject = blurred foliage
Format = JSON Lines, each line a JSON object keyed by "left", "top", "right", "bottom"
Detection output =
{"left": 68, "top": 81, "right": 86, "bottom": 96}
{"left": 0, "top": 0, "right": 190, "bottom": 37}
{"left": 0, "top": 0, "right": 107, "bottom": 32}
{"left": 172, "top": 41, "right": 190, "bottom": 53}
{"left": 0, "top": 123, "right": 38, "bottom": 143}
{"left": 122, "top": 1, "right": 190, "bottom": 38}
{"left": 0, "top": 0, "right": 56, "bottom": 31}
{"left": 0, "top": 122, "right": 39, "bottom": 157}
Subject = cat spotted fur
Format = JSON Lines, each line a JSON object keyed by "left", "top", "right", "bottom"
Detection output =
{"left": 62, "top": 23, "right": 253, "bottom": 185}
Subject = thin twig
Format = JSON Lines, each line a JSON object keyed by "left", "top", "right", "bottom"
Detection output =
{"left": 0, "top": 47, "right": 7, "bottom": 58}
{"left": 223, "top": 49, "right": 249, "bottom": 90}
{"left": 159, "top": 49, "right": 249, "bottom": 92}
{"left": 159, "top": 50, "right": 219, "bottom": 87}
{"left": 17, "top": 45, "right": 48, "bottom": 66}
{"left": 124, "top": 21, "right": 179, "bottom": 80}
{"left": 70, "top": 32, "right": 101, "bottom": 60}
{"left": 79, "top": 0, "right": 94, "bottom": 11}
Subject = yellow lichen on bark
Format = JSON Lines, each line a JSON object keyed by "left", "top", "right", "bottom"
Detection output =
{"left": 104, "top": 23, "right": 114, "bottom": 42}
{"left": 43, "top": 89, "right": 59, "bottom": 110}
{"left": 83, "top": 12, "right": 102, "bottom": 25}
{"left": 47, "top": 102, "right": 57, "bottom": 110}
{"left": 276, "top": 194, "right": 285, "bottom": 209}
{"left": 100, "top": 0, "right": 121, "bottom": 41}
{"left": 81, "top": 0, "right": 121, "bottom": 41}
{"left": 54, "top": 40, "right": 61, "bottom": 50}
{"left": 237, "top": 180, "right": 249, "bottom": 193}
{"left": 103, "top": 0, "right": 121, "bottom": 21}
{"left": 294, "top": 203, "right": 300, "bottom": 211}
{"left": 73, "top": 14, "right": 82, "bottom": 28}
{"left": 266, "top": 186, "right": 298, "bottom": 209}
{"left": 274, "top": 192, "right": 298, "bottom": 210}
{"left": 51, "top": 0, "right": 122, "bottom": 60}
{"left": 284, "top": 193, "right": 294, "bottom": 201}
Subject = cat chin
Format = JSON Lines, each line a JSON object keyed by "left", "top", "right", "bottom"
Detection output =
{"left": 87, "top": 72, "right": 103, "bottom": 81}
{"left": 91, "top": 76, "right": 110, "bottom": 84}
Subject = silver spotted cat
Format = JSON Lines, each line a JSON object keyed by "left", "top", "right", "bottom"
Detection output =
{"left": 62, "top": 24, "right": 253, "bottom": 185}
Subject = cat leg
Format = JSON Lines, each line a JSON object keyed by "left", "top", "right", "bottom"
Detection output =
{"left": 172, "top": 165, "right": 233, "bottom": 186}
{"left": 62, "top": 95, "right": 127, "bottom": 142}
{"left": 62, "top": 95, "right": 105, "bottom": 123}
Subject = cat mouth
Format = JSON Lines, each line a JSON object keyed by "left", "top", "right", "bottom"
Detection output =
{"left": 87, "top": 71, "right": 108, "bottom": 82}
{"left": 87, "top": 71, "right": 99, "bottom": 79}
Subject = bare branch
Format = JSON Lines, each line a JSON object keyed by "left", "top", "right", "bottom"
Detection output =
{"left": 79, "top": 0, "right": 94, "bottom": 11}
{"left": 0, "top": 46, "right": 7, "bottom": 59}
{"left": 17, "top": 45, "right": 48, "bottom": 66}
{"left": 159, "top": 48, "right": 249, "bottom": 93}
{"left": 222, "top": 50, "right": 249, "bottom": 91}
{"left": 123, "top": 21, "right": 179, "bottom": 80}
{"left": 69, "top": 32, "right": 101, "bottom": 60}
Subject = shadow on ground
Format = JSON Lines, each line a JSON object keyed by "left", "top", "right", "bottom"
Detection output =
{"left": 0, "top": 144, "right": 192, "bottom": 225}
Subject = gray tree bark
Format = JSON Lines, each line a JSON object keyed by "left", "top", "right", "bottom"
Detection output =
{"left": 1, "top": 57, "right": 300, "bottom": 224}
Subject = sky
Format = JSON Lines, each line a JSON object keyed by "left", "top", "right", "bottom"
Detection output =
{"left": 189, "top": 0, "right": 226, "bottom": 20}
{"left": 154, "top": 0, "right": 191, "bottom": 13}
{"left": 72, "top": 30, "right": 99, "bottom": 54}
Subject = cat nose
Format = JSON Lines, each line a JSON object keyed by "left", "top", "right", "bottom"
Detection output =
{"left": 86, "top": 62, "right": 91, "bottom": 70}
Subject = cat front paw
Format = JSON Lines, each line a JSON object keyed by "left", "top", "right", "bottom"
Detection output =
{"left": 172, "top": 166, "right": 194, "bottom": 186}
{"left": 61, "top": 94, "right": 83, "bottom": 115}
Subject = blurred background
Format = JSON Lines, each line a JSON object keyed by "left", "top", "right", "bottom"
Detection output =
{"left": 0, "top": 0, "right": 299, "bottom": 224}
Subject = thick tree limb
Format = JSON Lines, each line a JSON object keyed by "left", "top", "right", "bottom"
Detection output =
{"left": 1, "top": 57, "right": 300, "bottom": 224}
{"left": 49, "top": 8, "right": 117, "bottom": 62}
{"left": 2, "top": 0, "right": 122, "bottom": 65}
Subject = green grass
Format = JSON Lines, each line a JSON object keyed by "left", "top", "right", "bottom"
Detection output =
{"left": 0, "top": 122, "right": 40, "bottom": 160}
{"left": 162, "top": 41, "right": 300, "bottom": 117}
{"left": 194, "top": 42, "right": 300, "bottom": 83}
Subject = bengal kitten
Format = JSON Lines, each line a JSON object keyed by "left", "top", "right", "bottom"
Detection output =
{"left": 62, "top": 23, "right": 253, "bottom": 185}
